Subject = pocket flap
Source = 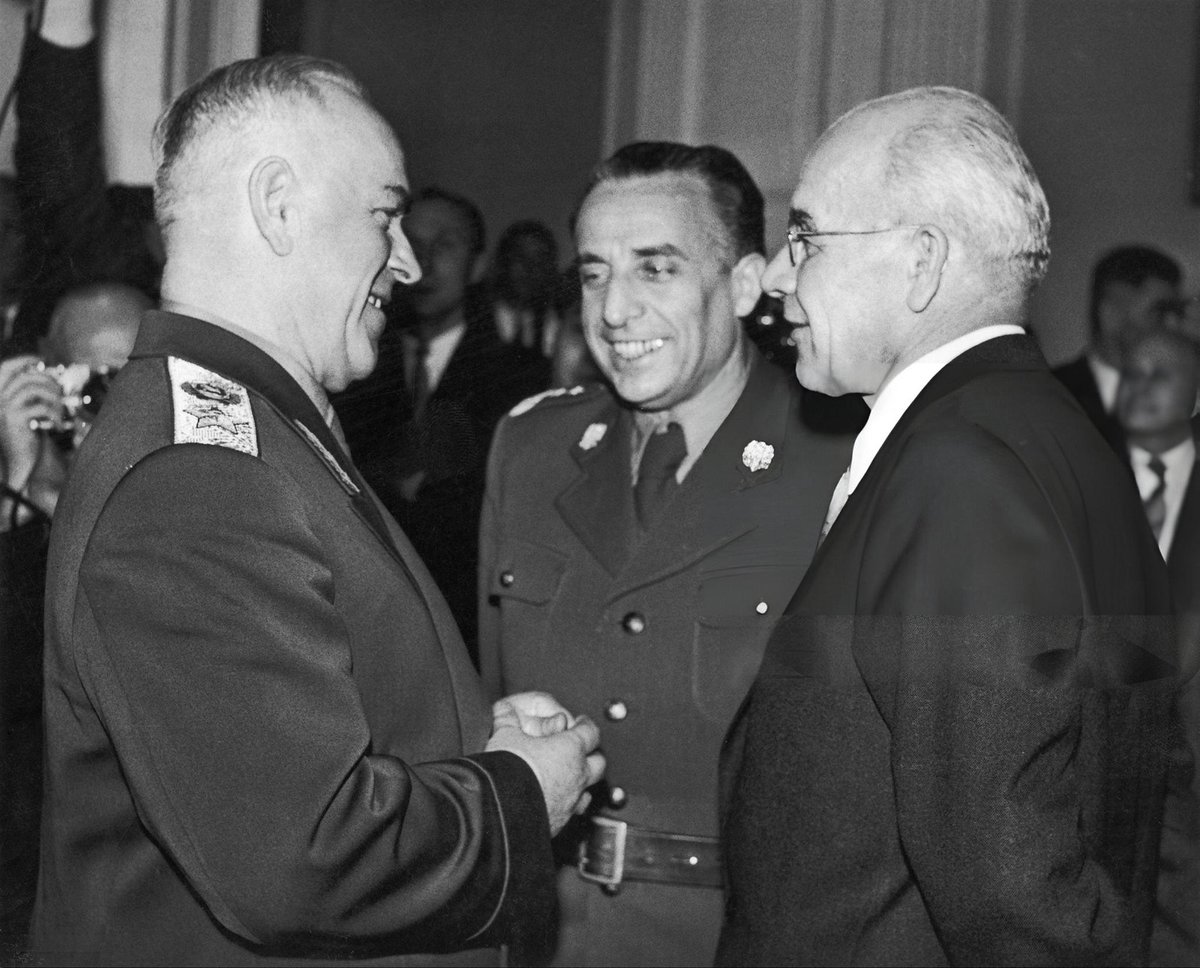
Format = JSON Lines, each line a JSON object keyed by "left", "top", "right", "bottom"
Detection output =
{"left": 489, "top": 541, "right": 569, "bottom": 605}
{"left": 698, "top": 565, "right": 796, "bottom": 629}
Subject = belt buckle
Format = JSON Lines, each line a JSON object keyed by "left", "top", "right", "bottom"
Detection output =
{"left": 577, "top": 816, "right": 627, "bottom": 888}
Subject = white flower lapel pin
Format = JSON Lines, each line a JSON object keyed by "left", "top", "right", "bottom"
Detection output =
{"left": 579, "top": 422, "right": 608, "bottom": 451}
{"left": 742, "top": 440, "right": 774, "bottom": 472}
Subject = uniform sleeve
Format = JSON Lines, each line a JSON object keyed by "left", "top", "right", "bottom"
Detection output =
{"left": 76, "top": 444, "right": 552, "bottom": 954}
{"left": 852, "top": 423, "right": 1176, "bottom": 965}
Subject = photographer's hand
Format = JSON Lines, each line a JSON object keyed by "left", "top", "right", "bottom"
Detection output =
{"left": 0, "top": 355, "right": 61, "bottom": 494}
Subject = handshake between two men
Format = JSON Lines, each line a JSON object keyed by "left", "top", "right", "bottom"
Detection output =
{"left": 488, "top": 691, "right": 606, "bottom": 834}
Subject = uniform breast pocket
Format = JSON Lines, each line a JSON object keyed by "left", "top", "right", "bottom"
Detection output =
{"left": 488, "top": 541, "right": 568, "bottom": 652}
{"left": 692, "top": 567, "right": 794, "bottom": 725}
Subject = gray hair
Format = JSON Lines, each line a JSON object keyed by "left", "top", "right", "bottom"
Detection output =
{"left": 152, "top": 54, "right": 368, "bottom": 236}
{"left": 834, "top": 86, "right": 1050, "bottom": 295}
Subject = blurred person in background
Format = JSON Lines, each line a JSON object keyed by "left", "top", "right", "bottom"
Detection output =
{"left": 1, "top": 279, "right": 145, "bottom": 957}
{"left": 335, "top": 188, "right": 548, "bottom": 665}
{"left": 1053, "top": 245, "right": 1183, "bottom": 456}
{"left": 491, "top": 219, "right": 563, "bottom": 362}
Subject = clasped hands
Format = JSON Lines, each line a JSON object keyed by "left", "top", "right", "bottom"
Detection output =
{"left": 486, "top": 691, "right": 605, "bottom": 835}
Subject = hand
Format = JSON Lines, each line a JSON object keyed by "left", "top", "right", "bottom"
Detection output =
{"left": 494, "top": 691, "right": 576, "bottom": 738}
{"left": 0, "top": 356, "right": 60, "bottom": 491}
{"left": 486, "top": 704, "right": 605, "bottom": 836}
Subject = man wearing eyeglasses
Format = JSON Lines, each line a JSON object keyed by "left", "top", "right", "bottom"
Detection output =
{"left": 477, "top": 141, "right": 854, "bottom": 965}
{"left": 717, "top": 86, "right": 1194, "bottom": 965}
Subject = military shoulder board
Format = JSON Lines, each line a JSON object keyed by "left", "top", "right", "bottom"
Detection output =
{"left": 169, "top": 357, "right": 259, "bottom": 456}
{"left": 508, "top": 384, "right": 586, "bottom": 418}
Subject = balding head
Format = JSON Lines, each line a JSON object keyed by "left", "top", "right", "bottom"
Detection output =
{"left": 43, "top": 282, "right": 151, "bottom": 369}
{"left": 150, "top": 54, "right": 420, "bottom": 393}
{"left": 152, "top": 55, "right": 371, "bottom": 245}
{"left": 760, "top": 86, "right": 1048, "bottom": 397}
{"left": 826, "top": 87, "right": 1050, "bottom": 297}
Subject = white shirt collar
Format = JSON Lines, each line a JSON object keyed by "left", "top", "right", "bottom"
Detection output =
{"left": 1086, "top": 352, "right": 1122, "bottom": 412}
{"left": 1129, "top": 436, "right": 1196, "bottom": 560}
{"left": 848, "top": 324, "right": 1024, "bottom": 493}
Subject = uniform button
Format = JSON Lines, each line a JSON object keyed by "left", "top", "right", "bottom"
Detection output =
{"left": 756, "top": 601, "right": 769, "bottom": 615}
{"left": 607, "top": 785, "right": 628, "bottom": 809}
{"left": 621, "top": 612, "right": 646, "bottom": 634}
{"left": 605, "top": 699, "right": 628, "bottom": 722}
{"left": 499, "top": 571, "right": 515, "bottom": 587}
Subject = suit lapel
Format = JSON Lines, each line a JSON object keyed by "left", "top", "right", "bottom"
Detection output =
{"left": 611, "top": 357, "right": 791, "bottom": 599}
{"left": 788, "top": 334, "right": 1049, "bottom": 612}
{"left": 555, "top": 403, "right": 638, "bottom": 577}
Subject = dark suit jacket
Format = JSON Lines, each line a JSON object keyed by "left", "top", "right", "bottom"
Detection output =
{"left": 335, "top": 302, "right": 548, "bottom": 662}
{"left": 34, "top": 311, "right": 553, "bottom": 965}
{"left": 719, "top": 335, "right": 1185, "bottom": 966}
{"left": 478, "top": 352, "right": 853, "bottom": 965}
{"left": 1052, "top": 353, "right": 1127, "bottom": 458}
{"left": 1166, "top": 444, "right": 1200, "bottom": 617}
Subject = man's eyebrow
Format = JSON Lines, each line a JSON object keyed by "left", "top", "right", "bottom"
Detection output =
{"left": 788, "top": 208, "right": 815, "bottom": 231}
{"left": 632, "top": 244, "right": 687, "bottom": 259}
{"left": 576, "top": 252, "right": 606, "bottom": 266}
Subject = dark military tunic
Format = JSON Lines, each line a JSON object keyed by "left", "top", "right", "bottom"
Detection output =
{"left": 35, "top": 311, "right": 553, "bottom": 966}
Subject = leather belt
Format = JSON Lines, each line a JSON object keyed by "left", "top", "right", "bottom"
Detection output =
{"left": 577, "top": 816, "right": 722, "bottom": 890}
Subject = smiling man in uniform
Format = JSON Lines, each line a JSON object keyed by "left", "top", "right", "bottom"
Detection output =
{"left": 478, "top": 141, "right": 852, "bottom": 966}
{"left": 34, "top": 54, "right": 603, "bottom": 966}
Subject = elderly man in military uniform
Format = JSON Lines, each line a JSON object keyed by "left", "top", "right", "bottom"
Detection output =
{"left": 478, "top": 141, "right": 853, "bottom": 966}
{"left": 34, "top": 54, "right": 603, "bottom": 966}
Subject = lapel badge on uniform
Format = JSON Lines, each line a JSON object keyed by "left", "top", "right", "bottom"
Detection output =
{"left": 578, "top": 422, "right": 608, "bottom": 451}
{"left": 293, "top": 420, "right": 360, "bottom": 496}
{"left": 741, "top": 439, "right": 774, "bottom": 472}
{"left": 169, "top": 357, "right": 258, "bottom": 455}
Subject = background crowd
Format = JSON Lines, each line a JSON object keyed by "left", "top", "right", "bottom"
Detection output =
{"left": 0, "top": 1, "right": 1198, "bottom": 966}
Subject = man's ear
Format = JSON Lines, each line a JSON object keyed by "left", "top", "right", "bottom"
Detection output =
{"left": 905, "top": 224, "right": 949, "bottom": 313}
{"left": 731, "top": 252, "right": 767, "bottom": 317}
{"left": 248, "top": 156, "right": 296, "bottom": 256}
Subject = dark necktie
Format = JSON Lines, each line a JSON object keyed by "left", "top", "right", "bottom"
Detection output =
{"left": 634, "top": 422, "right": 686, "bottom": 531}
{"left": 1145, "top": 455, "right": 1168, "bottom": 540}
{"left": 409, "top": 336, "right": 431, "bottom": 419}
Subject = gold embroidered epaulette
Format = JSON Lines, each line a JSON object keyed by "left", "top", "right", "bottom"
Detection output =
{"left": 508, "top": 384, "right": 588, "bottom": 418}
{"left": 168, "top": 357, "right": 259, "bottom": 456}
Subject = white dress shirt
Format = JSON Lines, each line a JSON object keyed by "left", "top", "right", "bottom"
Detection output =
{"left": 848, "top": 324, "right": 1025, "bottom": 494}
{"left": 1130, "top": 437, "right": 1195, "bottom": 560}
{"left": 1087, "top": 352, "right": 1122, "bottom": 412}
